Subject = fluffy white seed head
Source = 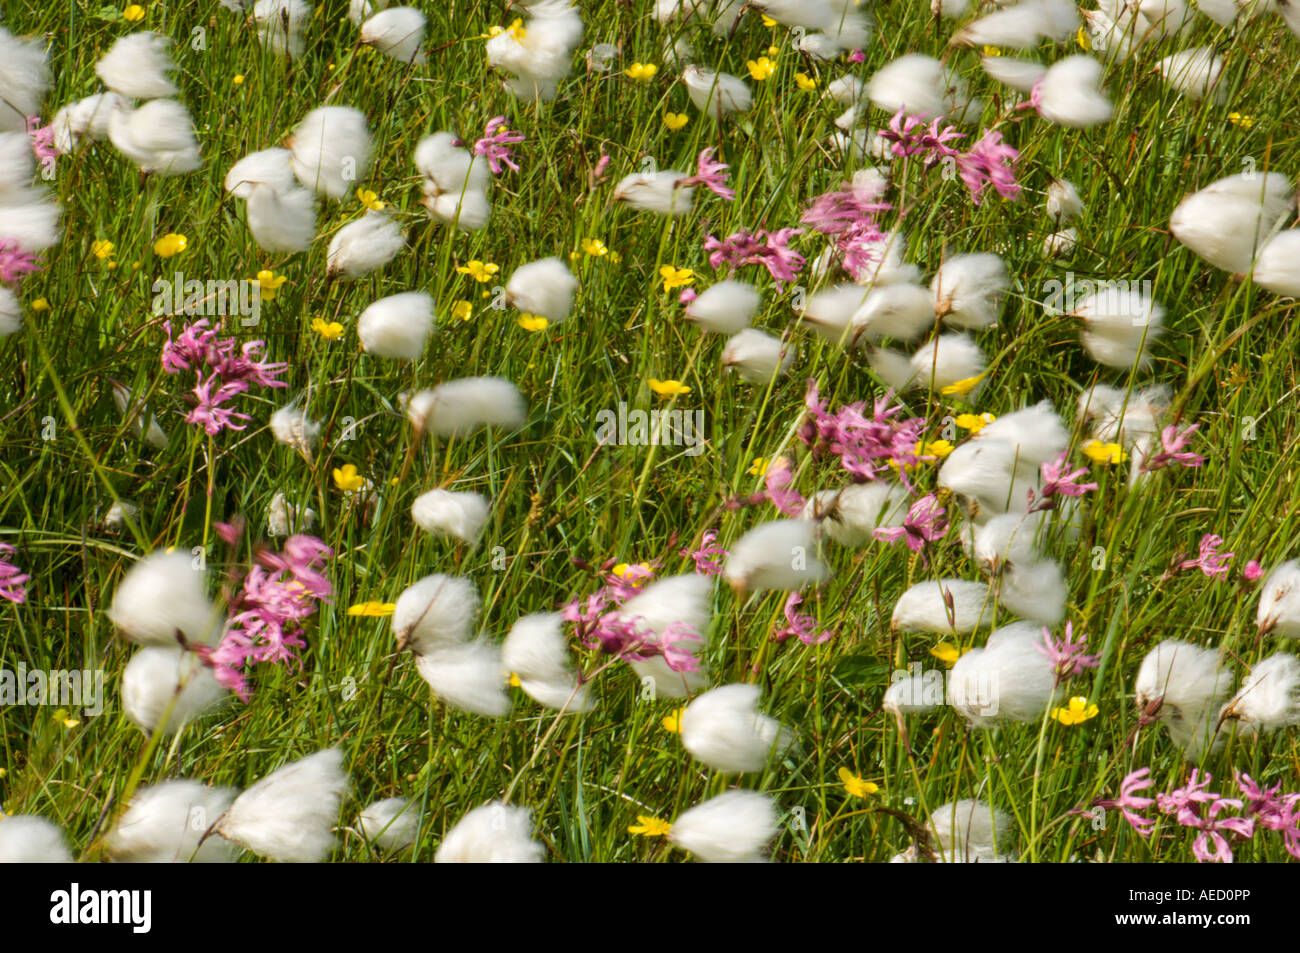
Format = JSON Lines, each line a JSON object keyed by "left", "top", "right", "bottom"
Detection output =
{"left": 612, "top": 170, "right": 694, "bottom": 216}
{"left": 682, "top": 65, "right": 753, "bottom": 116}
{"left": 501, "top": 612, "right": 591, "bottom": 711}
{"left": 867, "top": 53, "right": 953, "bottom": 119}
{"left": 685, "top": 279, "right": 759, "bottom": 335}
{"left": 724, "top": 519, "right": 830, "bottom": 593}
{"left": 435, "top": 802, "right": 543, "bottom": 862}
{"left": 50, "top": 93, "right": 126, "bottom": 153}
{"left": 414, "top": 132, "right": 491, "bottom": 194}
{"left": 996, "top": 559, "right": 1067, "bottom": 624}
{"left": 976, "top": 400, "right": 1070, "bottom": 472}
{"left": 392, "top": 573, "right": 479, "bottom": 652}
{"left": 801, "top": 481, "right": 910, "bottom": 547}
{"left": 0, "top": 815, "right": 73, "bottom": 862}
{"left": 107, "top": 550, "right": 221, "bottom": 647}
{"left": 411, "top": 489, "right": 490, "bottom": 545}
{"left": 1258, "top": 560, "right": 1300, "bottom": 637}
{"left": 360, "top": 7, "right": 427, "bottom": 63}
{"left": 679, "top": 683, "right": 787, "bottom": 774}
{"left": 906, "top": 332, "right": 988, "bottom": 393}
{"left": 0, "top": 27, "right": 52, "bottom": 132}
{"left": 928, "top": 799, "right": 1013, "bottom": 862}
{"left": 851, "top": 283, "right": 936, "bottom": 344}
{"left": 721, "top": 328, "right": 794, "bottom": 383}
{"left": 932, "top": 253, "right": 1008, "bottom": 329}
{"left": 1170, "top": 171, "right": 1294, "bottom": 273}
{"left": 948, "top": 621, "right": 1058, "bottom": 726}
{"left": 669, "top": 790, "right": 777, "bottom": 863}
{"left": 106, "top": 780, "right": 239, "bottom": 863}
{"left": 122, "top": 646, "right": 229, "bottom": 734}
{"left": 254, "top": 0, "right": 311, "bottom": 57}
{"left": 407, "top": 376, "right": 527, "bottom": 438}
{"left": 1157, "top": 47, "right": 1226, "bottom": 102}
{"left": 269, "top": 400, "right": 321, "bottom": 455}
{"left": 617, "top": 573, "right": 713, "bottom": 697}
{"left": 1134, "top": 640, "right": 1231, "bottom": 757}
{"left": 891, "top": 578, "right": 992, "bottom": 634}
{"left": 290, "top": 106, "right": 374, "bottom": 198}
{"left": 1037, "top": 55, "right": 1113, "bottom": 127}
{"left": 358, "top": 797, "right": 419, "bottom": 850}
{"left": 326, "top": 211, "right": 405, "bottom": 278}
{"left": 1046, "top": 177, "right": 1085, "bottom": 224}
{"left": 107, "top": 98, "right": 202, "bottom": 175}
{"left": 245, "top": 183, "right": 316, "bottom": 253}
{"left": 95, "top": 31, "right": 178, "bottom": 99}
{"left": 506, "top": 257, "right": 578, "bottom": 323}
{"left": 357, "top": 291, "right": 434, "bottom": 360}
{"left": 1253, "top": 230, "right": 1300, "bottom": 296}
{"left": 225, "top": 147, "right": 297, "bottom": 199}
{"left": 218, "top": 748, "right": 349, "bottom": 863}
{"left": 1223, "top": 653, "right": 1300, "bottom": 731}
{"left": 267, "top": 490, "right": 316, "bottom": 537}
{"left": 980, "top": 54, "right": 1047, "bottom": 92}
{"left": 415, "top": 641, "right": 512, "bottom": 717}
{"left": 973, "top": 511, "right": 1046, "bottom": 574}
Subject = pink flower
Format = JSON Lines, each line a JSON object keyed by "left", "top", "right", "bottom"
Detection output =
{"left": 0, "top": 543, "right": 30, "bottom": 604}
{"left": 0, "top": 238, "right": 41, "bottom": 285}
{"left": 658, "top": 621, "right": 704, "bottom": 672}
{"left": 873, "top": 493, "right": 948, "bottom": 553}
{"left": 799, "top": 379, "right": 928, "bottom": 487}
{"left": 1030, "top": 452, "right": 1098, "bottom": 511}
{"left": 677, "top": 287, "right": 698, "bottom": 304}
{"left": 1093, "top": 767, "right": 1157, "bottom": 837}
{"left": 1236, "top": 772, "right": 1300, "bottom": 859}
{"left": 877, "top": 107, "right": 964, "bottom": 164}
{"left": 26, "top": 116, "right": 57, "bottom": 165}
{"left": 763, "top": 458, "right": 806, "bottom": 517}
{"left": 954, "top": 128, "right": 1022, "bottom": 205}
{"left": 1243, "top": 560, "right": 1263, "bottom": 583}
{"left": 1179, "top": 801, "right": 1254, "bottom": 863}
{"left": 1157, "top": 769, "right": 1224, "bottom": 814}
{"left": 1176, "top": 534, "right": 1234, "bottom": 579}
{"left": 848, "top": 49, "right": 865, "bottom": 63}
{"left": 1035, "top": 620, "right": 1101, "bottom": 683}
{"left": 680, "top": 529, "right": 727, "bottom": 576}
{"left": 1141, "top": 423, "right": 1205, "bottom": 473}
{"left": 162, "top": 320, "right": 288, "bottom": 435}
{"left": 680, "top": 147, "right": 735, "bottom": 200}
{"left": 472, "top": 116, "right": 525, "bottom": 175}
{"left": 772, "top": 592, "right": 833, "bottom": 645}
{"left": 704, "top": 227, "right": 805, "bottom": 289}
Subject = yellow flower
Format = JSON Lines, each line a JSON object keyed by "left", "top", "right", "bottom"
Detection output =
{"left": 659, "top": 264, "right": 693, "bottom": 291}
{"left": 1052, "top": 695, "right": 1099, "bottom": 725}
{"left": 356, "top": 187, "right": 386, "bottom": 211}
{"left": 748, "top": 457, "right": 769, "bottom": 476}
{"left": 663, "top": 111, "right": 689, "bottom": 130}
{"left": 485, "top": 17, "right": 526, "bottom": 41}
{"left": 451, "top": 300, "right": 473, "bottom": 322}
{"left": 794, "top": 72, "right": 818, "bottom": 92}
{"left": 940, "top": 373, "right": 985, "bottom": 397}
{"left": 661, "top": 707, "right": 684, "bottom": 733}
{"left": 625, "top": 62, "right": 658, "bottom": 81}
{"left": 1081, "top": 440, "right": 1127, "bottom": 465}
{"left": 628, "top": 815, "right": 672, "bottom": 836}
{"left": 332, "top": 464, "right": 367, "bottom": 492}
{"left": 153, "top": 233, "right": 188, "bottom": 258}
{"left": 612, "top": 562, "right": 652, "bottom": 579}
{"left": 955, "top": 412, "right": 996, "bottom": 433}
{"left": 508, "top": 672, "right": 522, "bottom": 687}
{"left": 518, "top": 314, "right": 549, "bottom": 331}
{"left": 1077, "top": 26, "right": 1091, "bottom": 50}
{"left": 581, "top": 237, "right": 608, "bottom": 257}
{"left": 232, "top": 74, "right": 245, "bottom": 85}
{"left": 917, "top": 438, "right": 954, "bottom": 459}
{"left": 648, "top": 378, "right": 690, "bottom": 398}
{"left": 1228, "top": 112, "right": 1255, "bottom": 129}
{"left": 457, "top": 260, "right": 499, "bottom": 283}
{"left": 766, "top": 44, "right": 779, "bottom": 56}
{"left": 311, "top": 317, "right": 344, "bottom": 340}
{"left": 255, "top": 269, "right": 288, "bottom": 301}
{"left": 348, "top": 601, "right": 396, "bottom": 616}
{"left": 838, "top": 767, "right": 879, "bottom": 798}
{"left": 746, "top": 57, "right": 776, "bottom": 81}
{"left": 123, "top": 4, "right": 145, "bottom": 22}
{"left": 761, "top": 14, "right": 778, "bottom": 26}
{"left": 91, "top": 240, "right": 114, "bottom": 259}
{"left": 30, "top": 298, "right": 49, "bottom": 312}
{"left": 982, "top": 45, "right": 1002, "bottom": 56}
{"left": 930, "top": 642, "right": 973, "bottom": 666}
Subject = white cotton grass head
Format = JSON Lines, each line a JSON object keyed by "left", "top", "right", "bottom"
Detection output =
{"left": 948, "top": 621, "right": 1058, "bottom": 727}
{"left": 891, "top": 578, "right": 992, "bottom": 634}
{"left": 0, "top": 815, "right": 73, "bottom": 862}
{"left": 406, "top": 376, "right": 527, "bottom": 439}
{"left": 1281, "top": 0, "right": 1300, "bottom": 35}
{"left": 997, "top": 559, "right": 1067, "bottom": 625}
{"left": 326, "top": 211, "right": 405, "bottom": 278}
{"left": 506, "top": 257, "right": 578, "bottom": 324}
{"left": 106, "top": 99, "right": 203, "bottom": 175}
{"left": 50, "top": 93, "right": 126, "bottom": 154}
{"left": 850, "top": 283, "right": 936, "bottom": 344}
{"left": 1043, "top": 227, "right": 1078, "bottom": 258}
{"left": 267, "top": 490, "right": 316, "bottom": 537}
{"left": 973, "top": 511, "right": 1046, "bottom": 574}
{"left": 905, "top": 333, "right": 988, "bottom": 394}
{"left": 357, "top": 290, "right": 434, "bottom": 360}
{"left": 392, "top": 573, "right": 479, "bottom": 653}
{"left": 360, "top": 7, "right": 427, "bottom": 64}
{"left": 245, "top": 183, "right": 317, "bottom": 254}
{"left": 0, "top": 27, "right": 51, "bottom": 132}
{"left": 0, "top": 132, "right": 34, "bottom": 193}
{"left": 721, "top": 328, "right": 794, "bottom": 383}
{"left": 107, "top": 549, "right": 221, "bottom": 647}
{"left": 350, "top": 0, "right": 389, "bottom": 26}
{"left": 952, "top": 0, "right": 1078, "bottom": 49}
{"left": 103, "top": 500, "right": 140, "bottom": 533}
{"left": 867, "top": 53, "right": 952, "bottom": 120}
{"left": 678, "top": 683, "right": 788, "bottom": 774}
{"left": 1156, "top": 47, "right": 1225, "bottom": 102}
{"left": 938, "top": 438, "right": 1032, "bottom": 519}
{"left": 1169, "top": 171, "right": 1294, "bottom": 274}
{"left": 681, "top": 65, "right": 753, "bottom": 116}
{"left": 1221, "top": 653, "right": 1300, "bottom": 731}
{"left": 1078, "top": 383, "right": 1168, "bottom": 449}
{"left": 1071, "top": 286, "right": 1165, "bottom": 370}
{"left": 1257, "top": 560, "right": 1300, "bottom": 637}
{"left": 0, "top": 287, "right": 20, "bottom": 337}
{"left": 931, "top": 253, "right": 1008, "bottom": 330}
{"left": 484, "top": 1, "right": 583, "bottom": 100}
{"left": 685, "top": 279, "right": 759, "bottom": 335}
{"left": 1036, "top": 55, "right": 1114, "bottom": 128}
{"left": 668, "top": 790, "right": 777, "bottom": 863}
{"left": 435, "top": 802, "right": 543, "bottom": 862}
{"left": 225, "top": 147, "right": 297, "bottom": 199}
{"left": 110, "top": 382, "right": 168, "bottom": 449}
{"left": 427, "top": 187, "right": 492, "bottom": 231}
{"left": 411, "top": 488, "right": 490, "bottom": 545}
{"left": 122, "top": 646, "right": 229, "bottom": 735}
{"left": 980, "top": 54, "right": 1047, "bottom": 93}
{"left": 928, "top": 798, "right": 1014, "bottom": 862}
{"left": 1046, "top": 177, "right": 1085, "bottom": 224}
{"left": 801, "top": 284, "right": 863, "bottom": 343}
{"left": 358, "top": 797, "right": 419, "bottom": 851}
{"left": 290, "top": 105, "right": 373, "bottom": 199}
{"left": 1134, "top": 640, "right": 1232, "bottom": 757}
{"left": 618, "top": 573, "right": 714, "bottom": 698}
{"left": 1252, "top": 230, "right": 1300, "bottom": 296}
{"left": 723, "top": 519, "right": 830, "bottom": 593}
{"left": 254, "top": 0, "right": 311, "bottom": 58}
{"left": 501, "top": 611, "right": 591, "bottom": 712}
{"left": 414, "top": 132, "right": 491, "bottom": 195}
{"left": 612, "top": 170, "right": 694, "bottom": 216}
{"left": 802, "top": 481, "right": 910, "bottom": 547}
{"left": 976, "top": 400, "right": 1070, "bottom": 472}
{"left": 269, "top": 400, "right": 320, "bottom": 455}
{"left": 95, "top": 31, "right": 178, "bottom": 99}
{"left": 106, "top": 780, "right": 239, "bottom": 863}
{"left": 416, "top": 641, "right": 511, "bottom": 717}
{"left": 0, "top": 199, "right": 60, "bottom": 254}
{"left": 218, "top": 748, "right": 348, "bottom": 863}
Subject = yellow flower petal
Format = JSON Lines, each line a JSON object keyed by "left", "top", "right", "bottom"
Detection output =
{"left": 153, "top": 233, "right": 188, "bottom": 258}
{"left": 1081, "top": 440, "right": 1127, "bottom": 465}
{"left": 648, "top": 378, "right": 690, "bottom": 397}
{"left": 661, "top": 707, "right": 684, "bottom": 733}
{"left": 628, "top": 815, "right": 672, "bottom": 836}
{"left": 348, "top": 601, "right": 396, "bottom": 616}
{"left": 663, "top": 111, "right": 689, "bottom": 130}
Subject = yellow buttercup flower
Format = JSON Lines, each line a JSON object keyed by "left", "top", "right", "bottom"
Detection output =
{"left": 794, "top": 72, "right": 818, "bottom": 92}
{"left": 982, "top": 45, "right": 1002, "bottom": 56}
{"left": 255, "top": 269, "right": 288, "bottom": 301}
{"left": 838, "top": 767, "right": 879, "bottom": 798}
{"left": 517, "top": 314, "right": 549, "bottom": 331}
{"left": 311, "top": 317, "right": 344, "bottom": 340}
{"left": 30, "top": 298, "right": 49, "bottom": 312}
{"left": 748, "top": 457, "right": 769, "bottom": 476}
{"left": 457, "top": 260, "right": 499, "bottom": 282}
{"left": 1077, "top": 26, "right": 1091, "bottom": 50}
{"left": 153, "top": 233, "right": 188, "bottom": 258}
{"left": 761, "top": 14, "right": 777, "bottom": 27}
{"left": 91, "top": 240, "right": 114, "bottom": 259}
{"left": 123, "top": 4, "right": 145, "bottom": 22}
{"left": 661, "top": 707, "right": 684, "bottom": 733}
{"left": 625, "top": 62, "right": 658, "bottom": 81}
{"left": 347, "top": 601, "right": 396, "bottom": 617}
{"left": 648, "top": 378, "right": 690, "bottom": 398}
{"left": 1081, "top": 440, "right": 1127, "bottom": 465}
{"left": 451, "top": 300, "right": 473, "bottom": 321}
{"left": 663, "top": 111, "right": 689, "bottom": 130}
{"left": 508, "top": 672, "right": 522, "bottom": 687}
{"left": 746, "top": 56, "right": 776, "bottom": 81}
{"left": 766, "top": 44, "right": 779, "bottom": 56}
{"left": 628, "top": 815, "right": 672, "bottom": 837}
{"left": 581, "top": 237, "right": 608, "bottom": 257}
{"left": 356, "top": 187, "right": 386, "bottom": 211}
{"left": 332, "top": 464, "right": 367, "bottom": 492}
{"left": 1228, "top": 112, "right": 1255, "bottom": 129}
{"left": 659, "top": 264, "right": 693, "bottom": 291}
{"left": 917, "top": 438, "right": 954, "bottom": 459}
{"left": 485, "top": 17, "right": 526, "bottom": 41}
{"left": 955, "top": 412, "right": 996, "bottom": 433}
{"left": 940, "top": 373, "right": 985, "bottom": 397}
{"left": 612, "top": 562, "right": 652, "bottom": 579}
{"left": 232, "top": 74, "right": 245, "bottom": 85}
{"left": 1052, "top": 696, "right": 1099, "bottom": 726}
{"left": 930, "top": 642, "right": 972, "bottom": 666}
